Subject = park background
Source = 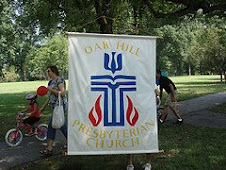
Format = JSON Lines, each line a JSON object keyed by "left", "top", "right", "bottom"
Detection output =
{"left": 0, "top": 0, "right": 226, "bottom": 169}
{"left": 0, "top": 0, "right": 226, "bottom": 82}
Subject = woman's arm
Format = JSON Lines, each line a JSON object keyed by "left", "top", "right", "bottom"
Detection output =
{"left": 40, "top": 98, "right": 50, "bottom": 112}
{"left": 47, "top": 83, "right": 65, "bottom": 97}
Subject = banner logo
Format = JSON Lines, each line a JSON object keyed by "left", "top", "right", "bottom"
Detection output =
{"left": 89, "top": 52, "right": 139, "bottom": 126}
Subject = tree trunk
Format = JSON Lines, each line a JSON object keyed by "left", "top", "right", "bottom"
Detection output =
{"left": 224, "top": 71, "right": 226, "bottom": 84}
{"left": 23, "top": 70, "right": 27, "bottom": 81}
{"left": 43, "top": 70, "right": 48, "bottom": 80}
{"left": 94, "top": 0, "right": 113, "bottom": 34}
{"left": 220, "top": 72, "right": 223, "bottom": 82}
{"left": 188, "top": 64, "right": 191, "bottom": 76}
{"left": 99, "top": 16, "right": 113, "bottom": 34}
{"left": 133, "top": 5, "right": 138, "bottom": 31}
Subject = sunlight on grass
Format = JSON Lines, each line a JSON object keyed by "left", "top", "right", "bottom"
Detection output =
{"left": 1, "top": 75, "right": 226, "bottom": 169}
{"left": 0, "top": 75, "right": 225, "bottom": 140}
{"left": 171, "top": 75, "right": 221, "bottom": 83}
{"left": 0, "top": 81, "right": 49, "bottom": 94}
{"left": 0, "top": 80, "right": 69, "bottom": 94}
{"left": 170, "top": 75, "right": 226, "bottom": 101}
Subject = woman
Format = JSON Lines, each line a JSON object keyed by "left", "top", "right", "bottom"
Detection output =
{"left": 40, "top": 65, "right": 67, "bottom": 156}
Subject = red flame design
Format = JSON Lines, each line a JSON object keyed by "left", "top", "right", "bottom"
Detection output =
{"left": 126, "top": 95, "right": 139, "bottom": 126}
{"left": 89, "top": 95, "right": 102, "bottom": 126}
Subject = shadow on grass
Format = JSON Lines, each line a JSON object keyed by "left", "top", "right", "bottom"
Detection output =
{"left": 0, "top": 92, "right": 50, "bottom": 141}
{"left": 177, "top": 84, "right": 226, "bottom": 91}
{"left": 0, "top": 92, "right": 49, "bottom": 117}
{"left": 21, "top": 154, "right": 129, "bottom": 170}
{"left": 58, "top": 155, "right": 128, "bottom": 170}
{"left": 177, "top": 81, "right": 224, "bottom": 85}
{"left": 19, "top": 125, "right": 226, "bottom": 170}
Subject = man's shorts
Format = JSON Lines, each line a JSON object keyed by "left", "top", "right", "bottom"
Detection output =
{"left": 164, "top": 90, "right": 178, "bottom": 108}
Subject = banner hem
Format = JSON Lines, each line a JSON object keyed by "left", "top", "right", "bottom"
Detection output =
{"left": 68, "top": 149, "right": 160, "bottom": 155}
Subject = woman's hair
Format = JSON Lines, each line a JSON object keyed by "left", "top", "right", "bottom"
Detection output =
{"left": 48, "top": 65, "right": 59, "bottom": 76}
{"left": 156, "top": 69, "right": 162, "bottom": 75}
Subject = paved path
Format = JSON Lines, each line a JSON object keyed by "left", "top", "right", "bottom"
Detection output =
{"left": 0, "top": 131, "right": 66, "bottom": 169}
{"left": 168, "top": 92, "right": 226, "bottom": 128}
{"left": 1, "top": 92, "right": 226, "bottom": 169}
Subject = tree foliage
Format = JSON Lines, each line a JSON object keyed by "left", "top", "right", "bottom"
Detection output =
{"left": 0, "top": 0, "right": 15, "bottom": 77}
{"left": 0, "top": 0, "right": 226, "bottom": 81}
{"left": 155, "top": 19, "right": 225, "bottom": 78}
{"left": 12, "top": 0, "right": 226, "bottom": 34}
{"left": 27, "top": 34, "right": 68, "bottom": 80}
{"left": 198, "top": 26, "right": 226, "bottom": 80}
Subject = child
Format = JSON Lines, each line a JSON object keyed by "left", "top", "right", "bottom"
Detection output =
{"left": 20, "top": 93, "right": 41, "bottom": 136}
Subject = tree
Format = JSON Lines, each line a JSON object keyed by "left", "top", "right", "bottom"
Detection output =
{"left": 143, "top": 0, "right": 226, "bottom": 18}
{"left": 7, "top": 0, "right": 47, "bottom": 81}
{"left": 1, "top": 0, "right": 226, "bottom": 82}
{"left": 175, "top": 21, "right": 204, "bottom": 75}
{"left": 0, "top": 0, "right": 15, "bottom": 79}
{"left": 154, "top": 21, "right": 216, "bottom": 76}
{"left": 199, "top": 27, "right": 226, "bottom": 82}
{"left": 14, "top": 0, "right": 226, "bottom": 34}
{"left": 28, "top": 34, "right": 68, "bottom": 80}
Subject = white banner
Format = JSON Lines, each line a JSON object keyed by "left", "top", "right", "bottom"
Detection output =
{"left": 68, "top": 32, "right": 158, "bottom": 155}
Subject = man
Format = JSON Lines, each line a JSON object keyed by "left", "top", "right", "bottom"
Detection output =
{"left": 156, "top": 70, "right": 183, "bottom": 124}
{"left": 127, "top": 154, "right": 152, "bottom": 170}
{"left": 126, "top": 88, "right": 159, "bottom": 170}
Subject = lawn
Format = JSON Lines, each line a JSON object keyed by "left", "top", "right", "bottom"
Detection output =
{"left": 0, "top": 80, "right": 52, "bottom": 141}
{"left": 1, "top": 75, "right": 226, "bottom": 169}
{"left": 1, "top": 75, "right": 225, "bottom": 141}
{"left": 15, "top": 125, "right": 226, "bottom": 170}
{"left": 171, "top": 75, "right": 226, "bottom": 101}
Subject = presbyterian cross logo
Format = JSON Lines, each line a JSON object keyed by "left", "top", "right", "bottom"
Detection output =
{"left": 89, "top": 52, "right": 139, "bottom": 127}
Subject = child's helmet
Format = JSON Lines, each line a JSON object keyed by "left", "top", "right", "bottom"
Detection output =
{"left": 26, "top": 93, "right": 37, "bottom": 100}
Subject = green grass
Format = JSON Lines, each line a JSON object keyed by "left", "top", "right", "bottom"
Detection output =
{"left": 0, "top": 81, "right": 49, "bottom": 94}
{"left": 171, "top": 75, "right": 226, "bottom": 101}
{"left": 0, "top": 75, "right": 225, "bottom": 141}
{"left": 0, "top": 81, "right": 52, "bottom": 141}
{"left": 1, "top": 75, "right": 226, "bottom": 169}
{"left": 16, "top": 125, "right": 226, "bottom": 170}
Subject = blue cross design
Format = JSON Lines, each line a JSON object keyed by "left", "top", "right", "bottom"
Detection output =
{"left": 90, "top": 52, "right": 137, "bottom": 126}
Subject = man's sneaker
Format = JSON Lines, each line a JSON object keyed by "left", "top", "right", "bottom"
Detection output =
{"left": 143, "top": 163, "right": 152, "bottom": 170}
{"left": 174, "top": 119, "right": 183, "bottom": 124}
{"left": 127, "top": 164, "right": 134, "bottom": 170}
